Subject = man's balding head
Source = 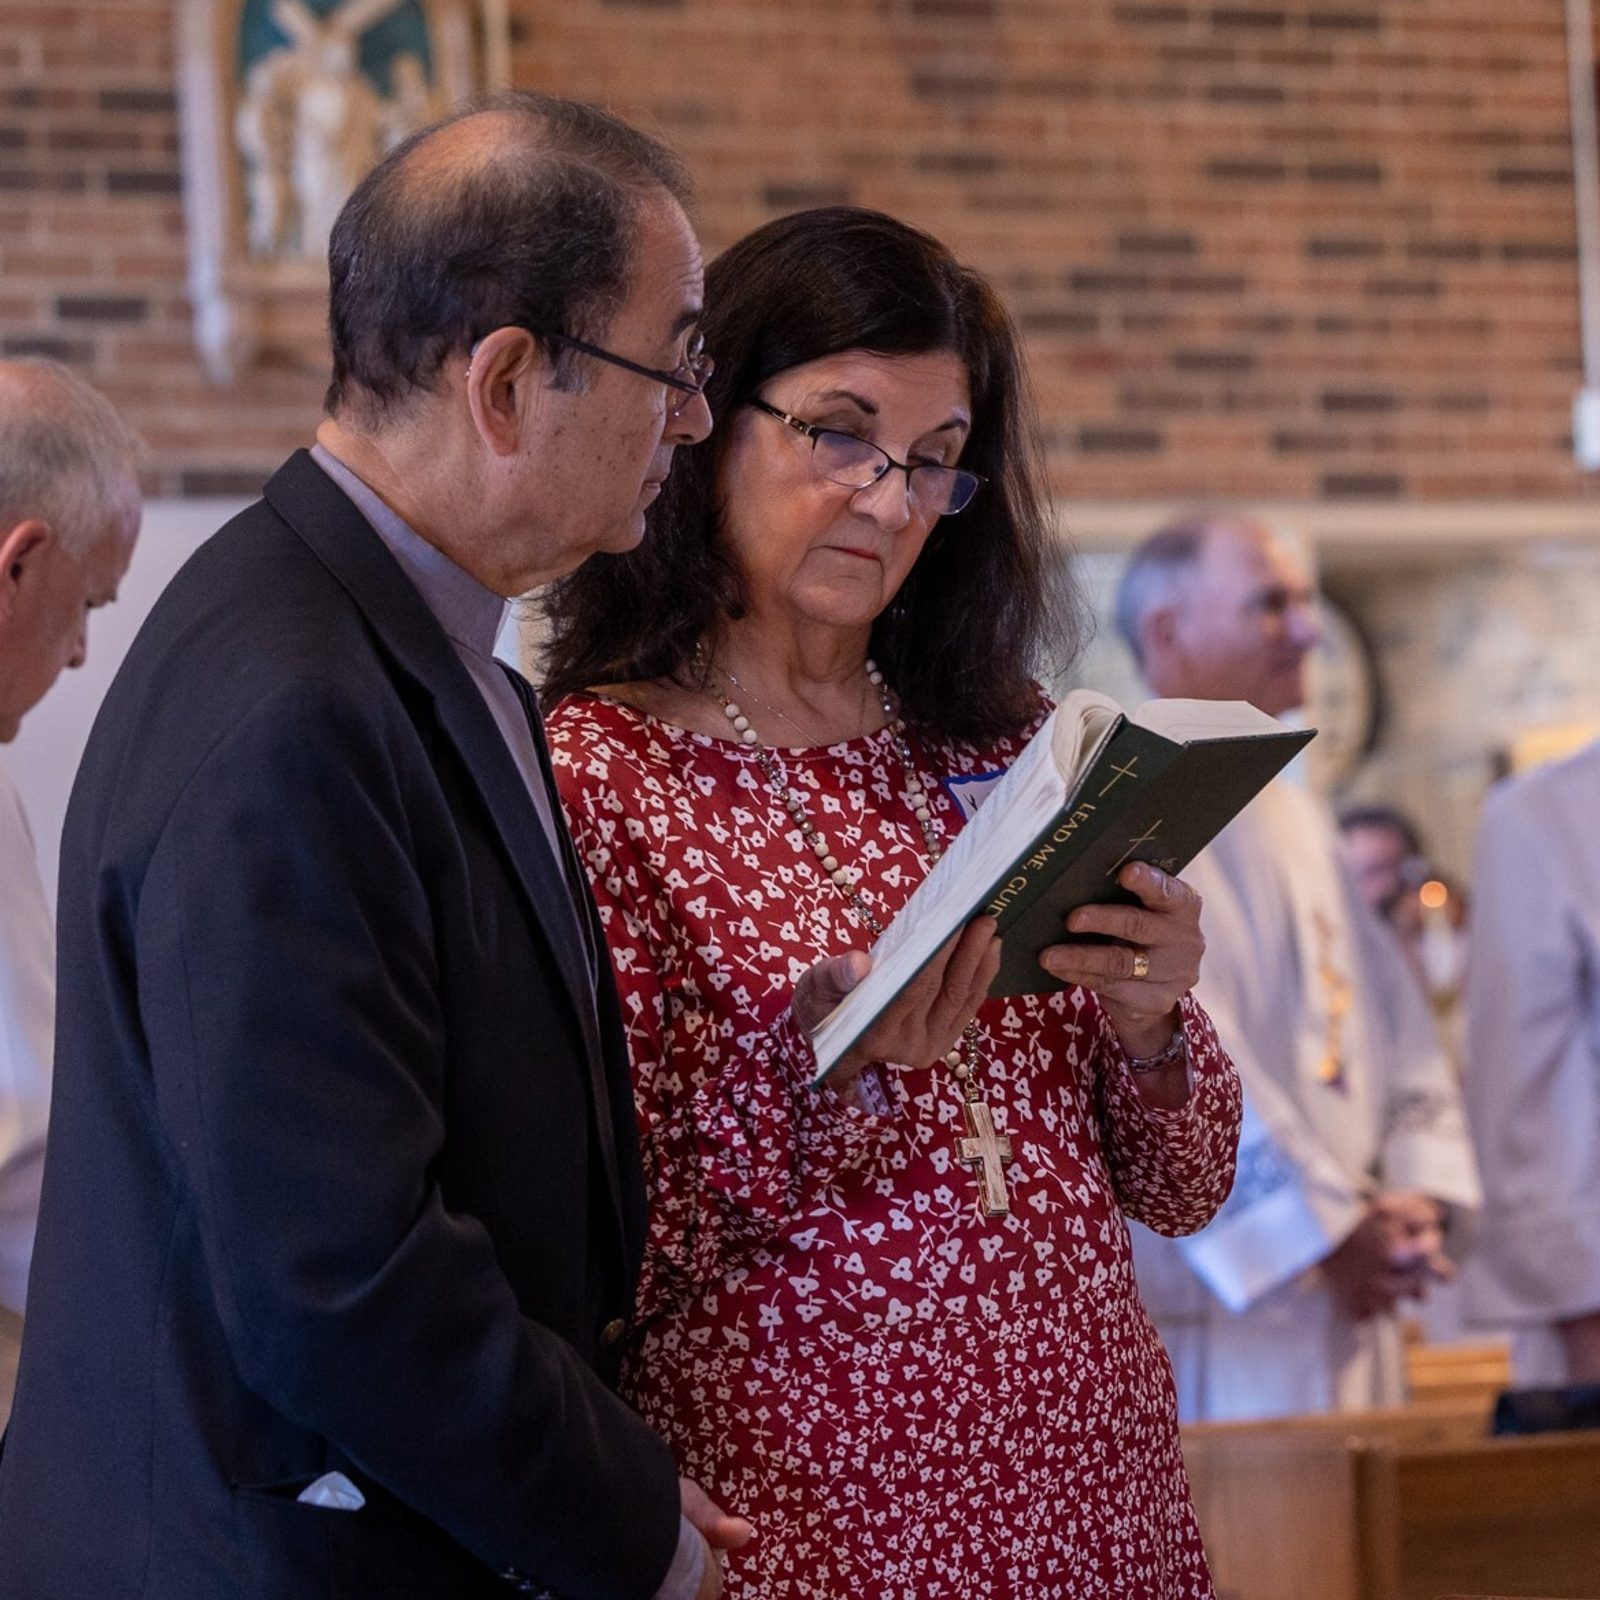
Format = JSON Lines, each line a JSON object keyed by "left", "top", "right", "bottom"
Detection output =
{"left": 0, "top": 359, "right": 143, "bottom": 740}
{"left": 0, "top": 359, "right": 142, "bottom": 559}
{"left": 1115, "top": 514, "right": 1319, "bottom": 716}
{"left": 325, "top": 91, "right": 691, "bottom": 427}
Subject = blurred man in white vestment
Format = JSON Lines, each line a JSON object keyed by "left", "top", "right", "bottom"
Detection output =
{"left": 1464, "top": 742, "right": 1600, "bottom": 1385}
{"left": 0, "top": 360, "right": 142, "bottom": 1426}
{"left": 1117, "top": 515, "right": 1480, "bottom": 1420}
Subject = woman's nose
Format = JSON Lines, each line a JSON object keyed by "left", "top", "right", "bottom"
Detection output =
{"left": 850, "top": 467, "right": 914, "bottom": 531}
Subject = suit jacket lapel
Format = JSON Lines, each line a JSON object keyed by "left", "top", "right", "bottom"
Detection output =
{"left": 262, "top": 453, "right": 627, "bottom": 1239}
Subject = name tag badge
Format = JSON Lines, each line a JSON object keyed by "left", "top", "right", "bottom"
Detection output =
{"left": 942, "top": 769, "right": 1007, "bottom": 823}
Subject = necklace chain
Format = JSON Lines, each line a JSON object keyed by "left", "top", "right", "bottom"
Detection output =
{"left": 707, "top": 653, "right": 994, "bottom": 1120}
{"left": 720, "top": 664, "right": 873, "bottom": 751}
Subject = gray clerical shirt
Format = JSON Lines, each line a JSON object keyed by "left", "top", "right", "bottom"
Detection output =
{"left": 309, "top": 445, "right": 705, "bottom": 1600}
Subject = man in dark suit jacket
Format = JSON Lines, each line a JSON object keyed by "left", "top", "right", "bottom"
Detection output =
{"left": 0, "top": 94, "right": 744, "bottom": 1600}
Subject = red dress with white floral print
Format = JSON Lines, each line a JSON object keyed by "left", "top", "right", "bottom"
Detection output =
{"left": 549, "top": 693, "right": 1241, "bottom": 1600}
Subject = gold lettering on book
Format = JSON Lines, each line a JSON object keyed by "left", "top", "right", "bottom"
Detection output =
{"left": 986, "top": 874, "right": 1031, "bottom": 915}
{"left": 985, "top": 800, "right": 1102, "bottom": 916}
{"left": 1050, "top": 802, "right": 1097, "bottom": 845}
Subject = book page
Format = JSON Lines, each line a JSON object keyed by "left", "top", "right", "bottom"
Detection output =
{"left": 1048, "top": 688, "right": 1124, "bottom": 788}
{"left": 1130, "top": 697, "right": 1282, "bottom": 741}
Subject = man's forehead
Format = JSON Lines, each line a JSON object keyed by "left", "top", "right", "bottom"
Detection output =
{"left": 634, "top": 193, "right": 703, "bottom": 326}
{"left": 1202, "top": 522, "right": 1309, "bottom": 594}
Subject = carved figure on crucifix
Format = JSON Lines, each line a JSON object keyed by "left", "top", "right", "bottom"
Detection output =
{"left": 277, "top": 0, "right": 404, "bottom": 257}
{"left": 235, "top": 53, "right": 298, "bottom": 257}
{"left": 233, "top": 0, "right": 418, "bottom": 261}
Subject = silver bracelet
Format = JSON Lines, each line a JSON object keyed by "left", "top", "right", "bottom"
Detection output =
{"left": 1125, "top": 1028, "right": 1188, "bottom": 1074}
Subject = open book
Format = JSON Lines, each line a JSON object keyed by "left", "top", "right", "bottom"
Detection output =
{"left": 809, "top": 691, "right": 1313, "bottom": 1083}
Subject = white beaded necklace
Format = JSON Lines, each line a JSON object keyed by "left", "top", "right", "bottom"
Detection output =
{"left": 710, "top": 654, "right": 1015, "bottom": 1219}
{"left": 719, "top": 661, "right": 940, "bottom": 905}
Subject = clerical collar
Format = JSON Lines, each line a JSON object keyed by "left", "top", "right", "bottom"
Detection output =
{"left": 310, "top": 442, "right": 508, "bottom": 665}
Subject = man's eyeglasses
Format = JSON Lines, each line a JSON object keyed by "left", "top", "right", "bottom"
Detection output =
{"left": 748, "top": 398, "right": 983, "bottom": 516}
{"left": 537, "top": 328, "right": 713, "bottom": 419}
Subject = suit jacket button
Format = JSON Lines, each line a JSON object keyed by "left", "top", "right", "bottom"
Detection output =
{"left": 599, "top": 1316, "right": 628, "bottom": 1348}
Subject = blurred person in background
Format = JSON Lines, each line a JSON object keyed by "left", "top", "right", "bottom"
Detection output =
{"left": 1118, "top": 514, "right": 1479, "bottom": 1420}
{"left": 1340, "top": 805, "right": 1424, "bottom": 925}
{"left": 1340, "top": 804, "right": 1469, "bottom": 1065}
{"left": 0, "top": 358, "right": 142, "bottom": 1429}
{"left": 1463, "top": 742, "right": 1600, "bottom": 1385}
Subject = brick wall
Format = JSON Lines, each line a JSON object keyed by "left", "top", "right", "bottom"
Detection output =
{"left": 0, "top": 0, "right": 1593, "bottom": 501}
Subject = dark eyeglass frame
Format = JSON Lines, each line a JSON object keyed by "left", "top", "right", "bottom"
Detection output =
{"left": 747, "top": 396, "right": 984, "bottom": 514}
{"left": 535, "top": 328, "right": 713, "bottom": 413}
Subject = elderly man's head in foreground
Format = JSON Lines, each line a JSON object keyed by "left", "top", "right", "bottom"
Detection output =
{"left": 0, "top": 359, "right": 143, "bottom": 743}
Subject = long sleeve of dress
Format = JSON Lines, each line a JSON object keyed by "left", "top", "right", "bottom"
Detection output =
{"left": 1094, "top": 991, "right": 1243, "bottom": 1237}
{"left": 562, "top": 776, "right": 896, "bottom": 1325}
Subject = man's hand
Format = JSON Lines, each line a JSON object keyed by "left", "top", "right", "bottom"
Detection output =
{"left": 1323, "top": 1207, "right": 1410, "bottom": 1320}
{"left": 681, "top": 1477, "right": 753, "bottom": 1600}
{"left": 792, "top": 917, "right": 1001, "bottom": 1089}
{"left": 1556, "top": 1307, "right": 1600, "bottom": 1383}
{"left": 1323, "top": 1192, "right": 1450, "bottom": 1320}
{"left": 1370, "top": 1190, "right": 1452, "bottom": 1290}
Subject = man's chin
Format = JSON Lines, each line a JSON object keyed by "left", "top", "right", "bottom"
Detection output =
{"left": 1258, "top": 686, "right": 1307, "bottom": 720}
{"left": 615, "top": 510, "right": 649, "bottom": 551}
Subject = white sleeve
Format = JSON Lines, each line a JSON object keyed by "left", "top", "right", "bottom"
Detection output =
{"left": 0, "top": 768, "right": 54, "bottom": 1314}
{"left": 1173, "top": 847, "right": 1365, "bottom": 1313}
{"left": 1463, "top": 774, "right": 1600, "bottom": 1323}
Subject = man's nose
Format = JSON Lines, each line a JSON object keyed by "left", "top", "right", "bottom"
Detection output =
{"left": 850, "top": 467, "right": 914, "bottom": 532}
{"left": 666, "top": 387, "right": 713, "bottom": 447}
{"left": 1291, "top": 600, "right": 1323, "bottom": 649}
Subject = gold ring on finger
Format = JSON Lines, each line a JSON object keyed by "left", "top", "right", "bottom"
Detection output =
{"left": 1130, "top": 948, "right": 1151, "bottom": 981}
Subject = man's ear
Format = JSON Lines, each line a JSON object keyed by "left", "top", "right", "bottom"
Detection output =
{"left": 1139, "top": 600, "right": 1182, "bottom": 665}
{"left": 463, "top": 327, "right": 552, "bottom": 458}
{"left": 0, "top": 518, "right": 53, "bottom": 626}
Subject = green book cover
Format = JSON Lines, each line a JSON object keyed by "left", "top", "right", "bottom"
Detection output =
{"left": 983, "top": 716, "right": 1312, "bottom": 997}
{"left": 809, "top": 696, "right": 1312, "bottom": 1083}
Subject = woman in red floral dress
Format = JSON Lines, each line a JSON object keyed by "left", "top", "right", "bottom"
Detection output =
{"left": 543, "top": 209, "right": 1242, "bottom": 1599}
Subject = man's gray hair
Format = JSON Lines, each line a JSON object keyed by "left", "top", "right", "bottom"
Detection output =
{"left": 0, "top": 359, "right": 144, "bottom": 556}
{"left": 1112, "top": 515, "right": 1221, "bottom": 668}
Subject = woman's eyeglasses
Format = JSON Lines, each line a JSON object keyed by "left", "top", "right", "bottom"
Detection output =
{"left": 748, "top": 397, "right": 983, "bottom": 515}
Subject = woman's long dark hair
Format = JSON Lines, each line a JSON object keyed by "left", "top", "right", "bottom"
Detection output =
{"left": 539, "top": 206, "right": 1085, "bottom": 742}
